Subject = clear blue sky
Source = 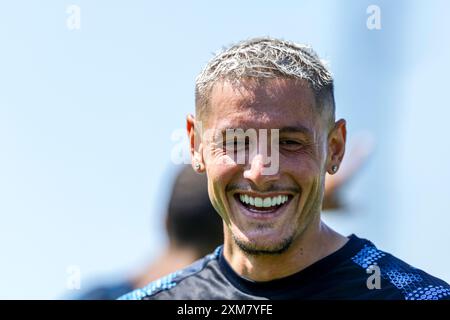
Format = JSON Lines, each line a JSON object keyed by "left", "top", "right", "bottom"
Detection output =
{"left": 0, "top": 1, "right": 449, "bottom": 298}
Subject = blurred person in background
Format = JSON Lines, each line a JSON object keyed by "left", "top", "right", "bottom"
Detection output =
{"left": 74, "top": 165, "right": 223, "bottom": 300}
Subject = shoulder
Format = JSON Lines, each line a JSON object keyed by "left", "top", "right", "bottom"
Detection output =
{"left": 350, "top": 238, "right": 450, "bottom": 300}
{"left": 118, "top": 247, "right": 222, "bottom": 300}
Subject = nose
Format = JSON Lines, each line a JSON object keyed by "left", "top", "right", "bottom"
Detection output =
{"left": 243, "top": 154, "right": 280, "bottom": 189}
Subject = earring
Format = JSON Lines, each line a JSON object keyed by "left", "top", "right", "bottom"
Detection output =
{"left": 194, "top": 162, "right": 201, "bottom": 171}
{"left": 331, "top": 165, "right": 338, "bottom": 174}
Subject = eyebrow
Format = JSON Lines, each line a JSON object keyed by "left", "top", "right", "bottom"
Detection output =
{"left": 278, "top": 125, "right": 313, "bottom": 136}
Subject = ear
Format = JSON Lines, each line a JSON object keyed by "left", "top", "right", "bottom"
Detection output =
{"left": 187, "top": 114, "right": 205, "bottom": 172}
{"left": 326, "top": 119, "right": 346, "bottom": 174}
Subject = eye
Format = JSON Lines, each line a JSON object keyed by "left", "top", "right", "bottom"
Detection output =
{"left": 279, "top": 139, "right": 304, "bottom": 150}
{"left": 224, "top": 139, "right": 247, "bottom": 152}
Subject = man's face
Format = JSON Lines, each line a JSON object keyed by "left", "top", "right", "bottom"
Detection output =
{"left": 190, "top": 78, "right": 341, "bottom": 255}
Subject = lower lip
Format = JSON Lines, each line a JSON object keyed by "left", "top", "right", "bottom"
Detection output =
{"left": 233, "top": 194, "right": 293, "bottom": 220}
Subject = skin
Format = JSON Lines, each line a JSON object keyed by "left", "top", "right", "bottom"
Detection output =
{"left": 187, "top": 77, "right": 348, "bottom": 282}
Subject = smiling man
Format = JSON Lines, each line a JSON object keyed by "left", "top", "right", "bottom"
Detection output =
{"left": 120, "top": 37, "right": 450, "bottom": 300}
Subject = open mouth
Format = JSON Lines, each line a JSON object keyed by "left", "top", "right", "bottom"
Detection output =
{"left": 234, "top": 193, "right": 293, "bottom": 214}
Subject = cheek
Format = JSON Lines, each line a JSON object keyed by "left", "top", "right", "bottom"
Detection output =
{"left": 205, "top": 155, "right": 238, "bottom": 186}
{"left": 206, "top": 168, "right": 236, "bottom": 226}
{"left": 204, "top": 144, "right": 241, "bottom": 187}
{"left": 285, "top": 157, "right": 325, "bottom": 217}
{"left": 283, "top": 153, "right": 323, "bottom": 183}
{"left": 205, "top": 152, "right": 241, "bottom": 215}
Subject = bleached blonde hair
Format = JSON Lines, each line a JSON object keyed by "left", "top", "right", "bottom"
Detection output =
{"left": 195, "top": 37, "right": 335, "bottom": 121}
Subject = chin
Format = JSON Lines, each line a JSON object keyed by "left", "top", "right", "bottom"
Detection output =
{"left": 231, "top": 229, "right": 294, "bottom": 256}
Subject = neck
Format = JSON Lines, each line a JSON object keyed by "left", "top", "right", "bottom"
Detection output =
{"left": 132, "top": 245, "right": 199, "bottom": 289}
{"left": 223, "top": 217, "right": 348, "bottom": 282}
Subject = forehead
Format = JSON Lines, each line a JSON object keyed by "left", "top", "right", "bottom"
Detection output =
{"left": 205, "top": 78, "right": 320, "bottom": 132}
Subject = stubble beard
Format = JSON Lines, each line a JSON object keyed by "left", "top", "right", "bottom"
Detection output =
{"left": 231, "top": 179, "right": 324, "bottom": 257}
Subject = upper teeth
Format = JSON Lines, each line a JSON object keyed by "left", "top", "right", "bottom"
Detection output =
{"left": 239, "top": 194, "right": 289, "bottom": 208}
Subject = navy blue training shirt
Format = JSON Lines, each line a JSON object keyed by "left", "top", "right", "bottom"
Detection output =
{"left": 119, "top": 235, "right": 450, "bottom": 300}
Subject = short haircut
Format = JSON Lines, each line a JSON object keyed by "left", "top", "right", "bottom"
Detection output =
{"left": 195, "top": 37, "right": 335, "bottom": 124}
